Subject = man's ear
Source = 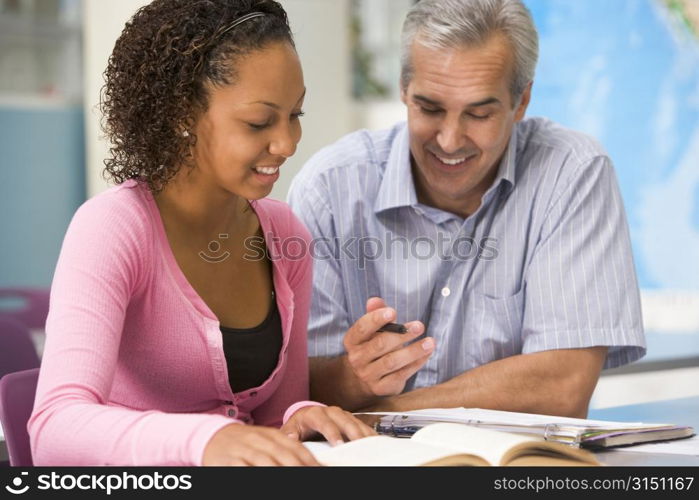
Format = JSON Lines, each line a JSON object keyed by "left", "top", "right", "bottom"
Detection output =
{"left": 400, "top": 83, "right": 408, "bottom": 105}
{"left": 514, "top": 81, "right": 532, "bottom": 122}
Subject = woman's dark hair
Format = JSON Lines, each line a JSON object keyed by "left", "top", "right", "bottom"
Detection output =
{"left": 100, "top": 0, "right": 295, "bottom": 192}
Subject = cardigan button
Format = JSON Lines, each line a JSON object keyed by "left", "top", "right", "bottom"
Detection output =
{"left": 228, "top": 408, "right": 238, "bottom": 418}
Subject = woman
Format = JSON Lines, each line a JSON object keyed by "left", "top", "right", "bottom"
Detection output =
{"left": 29, "top": 0, "right": 374, "bottom": 466}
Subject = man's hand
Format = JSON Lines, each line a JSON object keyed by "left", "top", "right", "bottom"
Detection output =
{"left": 342, "top": 297, "right": 434, "bottom": 398}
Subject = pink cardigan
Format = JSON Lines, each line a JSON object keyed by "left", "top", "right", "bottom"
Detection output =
{"left": 29, "top": 180, "right": 318, "bottom": 465}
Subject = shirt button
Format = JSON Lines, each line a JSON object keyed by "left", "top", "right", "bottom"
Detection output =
{"left": 441, "top": 287, "right": 451, "bottom": 297}
{"left": 228, "top": 408, "right": 238, "bottom": 418}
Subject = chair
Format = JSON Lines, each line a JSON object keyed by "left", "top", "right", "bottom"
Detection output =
{"left": 0, "top": 318, "right": 40, "bottom": 380}
{"left": 0, "top": 287, "right": 50, "bottom": 331}
{"left": 0, "top": 368, "right": 39, "bottom": 466}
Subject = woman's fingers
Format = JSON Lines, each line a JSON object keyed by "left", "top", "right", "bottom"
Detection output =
{"left": 202, "top": 423, "right": 320, "bottom": 466}
{"left": 283, "top": 406, "right": 376, "bottom": 446}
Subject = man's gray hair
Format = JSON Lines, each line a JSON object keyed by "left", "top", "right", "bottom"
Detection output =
{"left": 400, "top": 0, "right": 539, "bottom": 101}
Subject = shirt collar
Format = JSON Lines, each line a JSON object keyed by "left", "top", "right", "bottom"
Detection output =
{"left": 494, "top": 123, "right": 518, "bottom": 195}
{"left": 374, "top": 123, "right": 417, "bottom": 214}
{"left": 373, "top": 121, "right": 519, "bottom": 215}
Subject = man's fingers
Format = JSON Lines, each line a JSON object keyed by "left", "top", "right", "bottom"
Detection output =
{"left": 345, "top": 307, "right": 396, "bottom": 345}
{"left": 347, "top": 325, "right": 426, "bottom": 368}
{"left": 340, "top": 300, "right": 430, "bottom": 398}
{"left": 347, "top": 299, "right": 424, "bottom": 348}
{"left": 402, "top": 321, "right": 425, "bottom": 335}
{"left": 377, "top": 350, "right": 432, "bottom": 390}
{"left": 356, "top": 336, "right": 434, "bottom": 383}
{"left": 366, "top": 296, "right": 387, "bottom": 312}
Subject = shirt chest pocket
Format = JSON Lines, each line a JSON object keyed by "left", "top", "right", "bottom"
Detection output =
{"left": 466, "top": 289, "right": 525, "bottom": 366}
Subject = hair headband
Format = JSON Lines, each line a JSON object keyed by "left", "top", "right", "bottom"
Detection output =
{"left": 219, "top": 11, "right": 265, "bottom": 37}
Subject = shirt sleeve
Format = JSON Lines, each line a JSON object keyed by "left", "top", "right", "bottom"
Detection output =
{"left": 521, "top": 155, "right": 646, "bottom": 368}
{"left": 287, "top": 174, "right": 351, "bottom": 359}
{"left": 28, "top": 194, "right": 235, "bottom": 466}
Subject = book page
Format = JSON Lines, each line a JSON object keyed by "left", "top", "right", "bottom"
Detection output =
{"left": 412, "top": 423, "right": 599, "bottom": 466}
{"left": 310, "top": 435, "right": 484, "bottom": 466}
{"left": 411, "top": 423, "right": 540, "bottom": 465}
{"left": 303, "top": 441, "right": 332, "bottom": 455}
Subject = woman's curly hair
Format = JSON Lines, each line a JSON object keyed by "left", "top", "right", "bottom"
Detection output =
{"left": 100, "top": 0, "right": 294, "bottom": 192}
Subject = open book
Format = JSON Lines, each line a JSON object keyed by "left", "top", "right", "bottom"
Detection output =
{"left": 308, "top": 423, "right": 600, "bottom": 466}
{"left": 358, "top": 408, "right": 695, "bottom": 449}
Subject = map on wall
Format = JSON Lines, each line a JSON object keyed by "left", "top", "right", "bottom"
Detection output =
{"left": 525, "top": 0, "right": 699, "bottom": 335}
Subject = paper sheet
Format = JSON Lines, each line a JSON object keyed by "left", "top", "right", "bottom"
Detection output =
{"left": 303, "top": 441, "right": 332, "bottom": 454}
{"left": 361, "top": 407, "right": 657, "bottom": 429}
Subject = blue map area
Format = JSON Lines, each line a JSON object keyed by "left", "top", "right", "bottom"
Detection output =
{"left": 525, "top": 0, "right": 699, "bottom": 291}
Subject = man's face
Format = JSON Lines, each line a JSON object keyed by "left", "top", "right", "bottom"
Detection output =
{"left": 401, "top": 34, "right": 531, "bottom": 217}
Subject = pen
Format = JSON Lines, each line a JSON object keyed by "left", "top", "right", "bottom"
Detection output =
{"left": 374, "top": 415, "right": 425, "bottom": 437}
{"left": 378, "top": 322, "right": 408, "bottom": 334}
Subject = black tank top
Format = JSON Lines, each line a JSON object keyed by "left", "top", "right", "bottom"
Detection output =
{"left": 220, "top": 292, "right": 282, "bottom": 393}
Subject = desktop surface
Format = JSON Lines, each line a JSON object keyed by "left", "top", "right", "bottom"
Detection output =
{"left": 589, "top": 396, "right": 699, "bottom": 466}
{"left": 2, "top": 398, "right": 696, "bottom": 467}
{"left": 589, "top": 396, "right": 699, "bottom": 431}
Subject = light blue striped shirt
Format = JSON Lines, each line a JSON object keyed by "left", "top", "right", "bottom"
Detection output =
{"left": 287, "top": 117, "right": 645, "bottom": 391}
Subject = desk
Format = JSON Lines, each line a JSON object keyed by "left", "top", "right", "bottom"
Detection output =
{"left": 589, "top": 396, "right": 699, "bottom": 466}
{"left": 2, "top": 399, "right": 697, "bottom": 467}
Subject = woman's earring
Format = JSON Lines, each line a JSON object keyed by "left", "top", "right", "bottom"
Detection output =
{"left": 182, "top": 130, "right": 190, "bottom": 137}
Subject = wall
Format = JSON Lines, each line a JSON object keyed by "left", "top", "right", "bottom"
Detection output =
{"left": 83, "top": 0, "right": 149, "bottom": 198}
{"left": 0, "top": 0, "right": 84, "bottom": 288}
{"left": 0, "top": 103, "right": 84, "bottom": 286}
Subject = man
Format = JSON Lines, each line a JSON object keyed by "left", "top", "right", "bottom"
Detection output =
{"left": 287, "top": 0, "right": 645, "bottom": 418}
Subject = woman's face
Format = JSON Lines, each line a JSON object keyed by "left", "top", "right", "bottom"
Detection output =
{"left": 191, "top": 41, "right": 305, "bottom": 200}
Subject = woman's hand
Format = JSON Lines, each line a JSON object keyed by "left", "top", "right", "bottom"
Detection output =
{"left": 202, "top": 423, "right": 320, "bottom": 466}
{"left": 280, "top": 405, "right": 376, "bottom": 446}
